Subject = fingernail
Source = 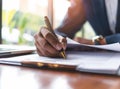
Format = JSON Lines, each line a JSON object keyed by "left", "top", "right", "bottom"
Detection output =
{"left": 62, "top": 42, "right": 66, "bottom": 50}
{"left": 63, "top": 46, "right": 66, "bottom": 50}
{"left": 56, "top": 44, "right": 62, "bottom": 50}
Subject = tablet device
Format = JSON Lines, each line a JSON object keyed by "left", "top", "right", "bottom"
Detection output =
{"left": 0, "top": 44, "right": 36, "bottom": 57}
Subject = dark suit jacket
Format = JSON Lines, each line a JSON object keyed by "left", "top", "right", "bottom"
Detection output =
{"left": 56, "top": 0, "right": 120, "bottom": 39}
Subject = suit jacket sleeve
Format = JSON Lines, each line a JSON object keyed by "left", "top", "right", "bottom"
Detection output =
{"left": 55, "top": 0, "right": 87, "bottom": 38}
{"left": 105, "top": 34, "right": 120, "bottom": 44}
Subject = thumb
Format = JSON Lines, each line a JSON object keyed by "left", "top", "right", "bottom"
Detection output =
{"left": 58, "top": 36, "right": 67, "bottom": 50}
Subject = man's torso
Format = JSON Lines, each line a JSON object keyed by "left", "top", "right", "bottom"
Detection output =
{"left": 83, "top": 0, "right": 120, "bottom": 36}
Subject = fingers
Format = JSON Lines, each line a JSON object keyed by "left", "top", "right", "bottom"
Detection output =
{"left": 40, "top": 27, "right": 62, "bottom": 50}
{"left": 34, "top": 26, "right": 66, "bottom": 58}
{"left": 35, "top": 41, "right": 59, "bottom": 57}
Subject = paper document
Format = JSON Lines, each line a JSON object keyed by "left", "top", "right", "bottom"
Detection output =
{"left": 67, "top": 37, "right": 120, "bottom": 52}
{"left": 0, "top": 52, "right": 120, "bottom": 75}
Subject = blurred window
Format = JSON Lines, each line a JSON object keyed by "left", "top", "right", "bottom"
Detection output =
{"left": 2, "top": 0, "right": 48, "bottom": 45}
{"left": 53, "top": 0, "right": 70, "bottom": 28}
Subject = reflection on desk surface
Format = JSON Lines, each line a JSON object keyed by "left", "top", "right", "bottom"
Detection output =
{"left": 0, "top": 64, "right": 120, "bottom": 89}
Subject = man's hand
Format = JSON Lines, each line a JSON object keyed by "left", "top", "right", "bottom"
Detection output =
{"left": 73, "top": 37, "right": 94, "bottom": 45}
{"left": 34, "top": 27, "right": 67, "bottom": 58}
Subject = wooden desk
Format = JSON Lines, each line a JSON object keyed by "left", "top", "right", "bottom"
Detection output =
{"left": 0, "top": 64, "right": 120, "bottom": 89}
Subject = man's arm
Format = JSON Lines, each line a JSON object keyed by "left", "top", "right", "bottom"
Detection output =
{"left": 56, "top": 0, "right": 86, "bottom": 38}
{"left": 34, "top": 0, "right": 86, "bottom": 58}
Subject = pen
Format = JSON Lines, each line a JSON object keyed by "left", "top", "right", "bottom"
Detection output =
{"left": 44, "top": 16, "right": 66, "bottom": 59}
